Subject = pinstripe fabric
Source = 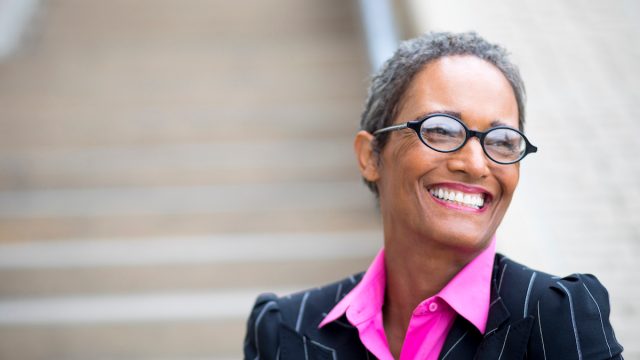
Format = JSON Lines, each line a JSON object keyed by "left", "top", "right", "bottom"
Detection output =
{"left": 243, "top": 254, "right": 623, "bottom": 359}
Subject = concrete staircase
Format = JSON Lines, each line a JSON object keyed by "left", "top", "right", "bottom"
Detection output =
{"left": 0, "top": 0, "right": 379, "bottom": 358}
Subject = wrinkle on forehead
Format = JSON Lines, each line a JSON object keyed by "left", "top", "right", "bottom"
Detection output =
{"left": 396, "top": 56, "right": 519, "bottom": 131}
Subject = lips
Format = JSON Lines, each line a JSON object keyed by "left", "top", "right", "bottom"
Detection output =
{"left": 427, "top": 183, "right": 492, "bottom": 210}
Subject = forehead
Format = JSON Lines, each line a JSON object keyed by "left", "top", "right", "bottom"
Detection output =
{"left": 397, "top": 55, "right": 519, "bottom": 129}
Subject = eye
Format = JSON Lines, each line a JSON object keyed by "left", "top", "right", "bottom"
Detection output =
{"left": 424, "top": 125, "right": 457, "bottom": 137}
{"left": 489, "top": 138, "right": 517, "bottom": 151}
{"left": 420, "top": 116, "right": 465, "bottom": 147}
{"left": 484, "top": 128, "right": 526, "bottom": 161}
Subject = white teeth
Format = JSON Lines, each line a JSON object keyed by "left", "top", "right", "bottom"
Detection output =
{"left": 429, "top": 187, "right": 486, "bottom": 209}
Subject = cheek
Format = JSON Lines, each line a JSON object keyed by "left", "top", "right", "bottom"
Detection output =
{"left": 377, "top": 140, "right": 429, "bottom": 193}
{"left": 390, "top": 132, "right": 422, "bottom": 160}
{"left": 385, "top": 137, "right": 425, "bottom": 172}
{"left": 498, "top": 166, "right": 520, "bottom": 199}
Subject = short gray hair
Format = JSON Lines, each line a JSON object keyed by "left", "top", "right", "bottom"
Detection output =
{"left": 360, "top": 31, "right": 526, "bottom": 196}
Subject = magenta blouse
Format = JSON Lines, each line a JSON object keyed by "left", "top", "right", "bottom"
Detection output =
{"left": 319, "top": 238, "right": 496, "bottom": 359}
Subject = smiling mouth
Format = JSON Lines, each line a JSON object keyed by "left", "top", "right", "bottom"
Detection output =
{"left": 428, "top": 186, "right": 488, "bottom": 210}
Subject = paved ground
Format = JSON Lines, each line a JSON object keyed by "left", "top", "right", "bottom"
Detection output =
{"left": 0, "top": 0, "right": 638, "bottom": 359}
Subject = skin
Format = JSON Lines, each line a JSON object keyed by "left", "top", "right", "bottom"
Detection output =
{"left": 354, "top": 55, "right": 521, "bottom": 358}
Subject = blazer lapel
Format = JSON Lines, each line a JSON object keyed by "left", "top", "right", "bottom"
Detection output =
{"left": 474, "top": 316, "right": 533, "bottom": 360}
{"left": 438, "top": 315, "right": 483, "bottom": 359}
{"left": 473, "top": 262, "right": 533, "bottom": 359}
{"left": 440, "top": 259, "right": 535, "bottom": 360}
{"left": 280, "top": 324, "right": 339, "bottom": 360}
{"left": 485, "top": 279, "right": 510, "bottom": 336}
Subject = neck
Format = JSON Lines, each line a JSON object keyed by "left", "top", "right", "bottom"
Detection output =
{"left": 381, "top": 229, "right": 487, "bottom": 356}
{"left": 384, "top": 237, "right": 473, "bottom": 318}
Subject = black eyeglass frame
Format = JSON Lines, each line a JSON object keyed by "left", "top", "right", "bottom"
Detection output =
{"left": 373, "top": 113, "right": 538, "bottom": 164}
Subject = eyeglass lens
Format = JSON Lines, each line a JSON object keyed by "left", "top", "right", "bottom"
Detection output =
{"left": 419, "top": 115, "right": 526, "bottom": 163}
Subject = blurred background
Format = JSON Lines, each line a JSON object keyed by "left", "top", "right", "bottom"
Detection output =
{"left": 0, "top": 0, "right": 638, "bottom": 358}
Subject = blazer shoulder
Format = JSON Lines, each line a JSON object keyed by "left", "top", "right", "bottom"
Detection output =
{"left": 496, "top": 254, "right": 623, "bottom": 358}
{"left": 243, "top": 273, "right": 363, "bottom": 359}
{"left": 243, "top": 293, "right": 282, "bottom": 360}
{"left": 535, "top": 273, "right": 623, "bottom": 358}
{"left": 275, "top": 273, "right": 363, "bottom": 328}
{"left": 493, "top": 254, "right": 557, "bottom": 315}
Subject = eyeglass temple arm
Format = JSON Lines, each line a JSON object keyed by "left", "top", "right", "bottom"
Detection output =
{"left": 373, "top": 123, "right": 408, "bottom": 135}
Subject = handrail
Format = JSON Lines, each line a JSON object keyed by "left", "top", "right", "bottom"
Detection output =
{"left": 0, "top": 0, "right": 39, "bottom": 60}
{"left": 358, "top": 0, "right": 400, "bottom": 71}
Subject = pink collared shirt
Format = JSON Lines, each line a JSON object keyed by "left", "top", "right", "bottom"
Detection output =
{"left": 319, "top": 238, "right": 496, "bottom": 360}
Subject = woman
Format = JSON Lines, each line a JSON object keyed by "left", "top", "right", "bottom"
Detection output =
{"left": 243, "top": 32, "right": 623, "bottom": 359}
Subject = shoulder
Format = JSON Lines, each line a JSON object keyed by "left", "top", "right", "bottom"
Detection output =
{"left": 243, "top": 274, "right": 363, "bottom": 359}
{"left": 494, "top": 254, "right": 615, "bottom": 319}
{"left": 243, "top": 293, "right": 281, "bottom": 359}
{"left": 495, "top": 254, "right": 624, "bottom": 359}
{"left": 267, "top": 273, "right": 362, "bottom": 328}
{"left": 493, "top": 254, "right": 558, "bottom": 314}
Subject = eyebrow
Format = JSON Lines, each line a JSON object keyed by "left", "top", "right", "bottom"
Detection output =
{"left": 410, "top": 110, "right": 512, "bottom": 128}
{"left": 490, "top": 120, "right": 511, "bottom": 128}
{"left": 410, "top": 110, "right": 461, "bottom": 122}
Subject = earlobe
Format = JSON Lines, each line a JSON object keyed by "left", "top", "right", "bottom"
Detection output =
{"left": 354, "top": 130, "right": 380, "bottom": 182}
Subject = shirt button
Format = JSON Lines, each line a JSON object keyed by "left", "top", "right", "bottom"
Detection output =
{"left": 428, "top": 302, "right": 438, "bottom": 312}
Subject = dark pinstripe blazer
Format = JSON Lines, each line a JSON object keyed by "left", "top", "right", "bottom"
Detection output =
{"left": 244, "top": 254, "right": 623, "bottom": 359}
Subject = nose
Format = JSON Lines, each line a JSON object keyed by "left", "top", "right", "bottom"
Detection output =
{"left": 446, "top": 137, "right": 490, "bottom": 179}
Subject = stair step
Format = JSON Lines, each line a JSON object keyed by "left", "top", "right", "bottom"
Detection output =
{"left": 0, "top": 181, "right": 371, "bottom": 218}
{"left": 0, "top": 139, "right": 360, "bottom": 190}
{"left": 0, "top": 258, "right": 374, "bottom": 298}
{"left": 0, "top": 208, "right": 379, "bottom": 242}
{"left": 0, "top": 320, "right": 247, "bottom": 360}
{"left": 0, "top": 231, "right": 380, "bottom": 296}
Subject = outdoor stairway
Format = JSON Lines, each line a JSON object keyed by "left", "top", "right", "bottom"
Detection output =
{"left": 0, "top": 0, "right": 379, "bottom": 358}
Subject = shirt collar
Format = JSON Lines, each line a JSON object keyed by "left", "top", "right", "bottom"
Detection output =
{"left": 318, "top": 237, "right": 496, "bottom": 333}
{"left": 431, "top": 237, "right": 496, "bottom": 333}
{"left": 318, "top": 248, "right": 386, "bottom": 328}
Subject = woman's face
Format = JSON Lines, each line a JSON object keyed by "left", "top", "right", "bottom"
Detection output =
{"left": 372, "top": 55, "right": 520, "bottom": 253}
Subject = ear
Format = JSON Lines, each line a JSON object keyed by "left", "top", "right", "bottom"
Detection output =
{"left": 354, "top": 130, "right": 381, "bottom": 182}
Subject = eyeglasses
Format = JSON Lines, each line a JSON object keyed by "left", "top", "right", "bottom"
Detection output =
{"left": 373, "top": 113, "right": 538, "bottom": 164}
